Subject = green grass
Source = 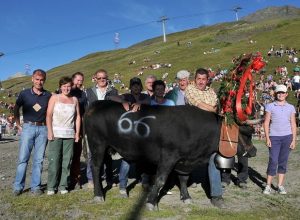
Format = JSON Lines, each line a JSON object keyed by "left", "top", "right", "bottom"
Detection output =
{"left": 2, "top": 142, "right": 300, "bottom": 219}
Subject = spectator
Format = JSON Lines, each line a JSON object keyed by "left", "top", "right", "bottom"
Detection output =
{"left": 150, "top": 80, "right": 175, "bottom": 106}
{"left": 46, "top": 76, "right": 81, "bottom": 195}
{"left": 13, "top": 69, "right": 52, "bottom": 196}
{"left": 263, "top": 85, "right": 297, "bottom": 195}
{"left": 292, "top": 67, "right": 300, "bottom": 97}
{"left": 165, "top": 70, "right": 190, "bottom": 105}
{"left": 142, "top": 75, "right": 157, "bottom": 97}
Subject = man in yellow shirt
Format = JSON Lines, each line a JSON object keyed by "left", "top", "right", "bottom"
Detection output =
{"left": 185, "top": 68, "right": 224, "bottom": 208}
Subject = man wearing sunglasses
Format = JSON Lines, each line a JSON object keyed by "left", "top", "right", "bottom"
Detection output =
{"left": 85, "top": 69, "right": 118, "bottom": 189}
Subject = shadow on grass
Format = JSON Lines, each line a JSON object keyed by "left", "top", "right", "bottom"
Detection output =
{"left": 0, "top": 137, "right": 18, "bottom": 143}
{"left": 248, "top": 166, "right": 273, "bottom": 190}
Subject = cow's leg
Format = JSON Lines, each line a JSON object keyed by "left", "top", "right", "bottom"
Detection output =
{"left": 91, "top": 153, "right": 105, "bottom": 202}
{"left": 146, "top": 159, "right": 175, "bottom": 211}
{"left": 178, "top": 174, "right": 192, "bottom": 204}
{"left": 87, "top": 137, "right": 106, "bottom": 202}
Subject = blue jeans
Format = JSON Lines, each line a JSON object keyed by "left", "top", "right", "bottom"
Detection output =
{"left": 14, "top": 123, "right": 48, "bottom": 192}
{"left": 86, "top": 150, "right": 93, "bottom": 181}
{"left": 208, "top": 153, "right": 223, "bottom": 197}
{"left": 119, "top": 160, "right": 130, "bottom": 190}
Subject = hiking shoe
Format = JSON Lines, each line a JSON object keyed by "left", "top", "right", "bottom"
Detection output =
{"left": 60, "top": 190, "right": 68, "bottom": 195}
{"left": 119, "top": 189, "right": 128, "bottom": 198}
{"left": 278, "top": 186, "right": 287, "bottom": 195}
{"left": 211, "top": 196, "right": 226, "bottom": 209}
{"left": 13, "top": 190, "right": 22, "bottom": 197}
{"left": 263, "top": 185, "right": 272, "bottom": 195}
{"left": 31, "top": 189, "right": 43, "bottom": 196}
{"left": 47, "top": 190, "right": 55, "bottom": 196}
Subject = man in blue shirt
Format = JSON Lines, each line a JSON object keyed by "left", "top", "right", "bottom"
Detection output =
{"left": 13, "top": 69, "right": 52, "bottom": 196}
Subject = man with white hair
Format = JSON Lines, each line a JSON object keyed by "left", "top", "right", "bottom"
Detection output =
{"left": 165, "top": 70, "right": 190, "bottom": 105}
{"left": 142, "top": 74, "right": 157, "bottom": 97}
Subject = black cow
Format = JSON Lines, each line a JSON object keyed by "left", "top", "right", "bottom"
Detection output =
{"left": 84, "top": 100, "right": 255, "bottom": 209}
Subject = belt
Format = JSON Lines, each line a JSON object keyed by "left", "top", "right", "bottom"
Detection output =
{"left": 24, "top": 121, "right": 46, "bottom": 126}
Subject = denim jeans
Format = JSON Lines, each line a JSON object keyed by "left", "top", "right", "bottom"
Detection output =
{"left": 14, "top": 123, "right": 48, "bottom": 192}
{"left": 208, "top": 153, "right": 223, "bottom": 197}
{"left": 119, "top": 160, "right": 130, "bottom": 190}
{"left": 86, "top": 147, "right": 93, "bottom": 181}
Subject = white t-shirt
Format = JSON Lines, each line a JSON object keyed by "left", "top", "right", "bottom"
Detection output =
{"left": 293, "top": 75, "right": 300, "bottom": 83}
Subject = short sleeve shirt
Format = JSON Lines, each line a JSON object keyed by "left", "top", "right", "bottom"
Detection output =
{"left": 265, "top": 101, "right": 296, "bottom": 136}
{"left": 185, "top": 84, "right": 217, "bottom": 107}
{"left": 16, "top": 88, "right": 52, "bottom": 122}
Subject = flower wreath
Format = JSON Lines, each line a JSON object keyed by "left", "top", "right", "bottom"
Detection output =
{"left": 218, "top": 52, "right": 265, "bottom": 124}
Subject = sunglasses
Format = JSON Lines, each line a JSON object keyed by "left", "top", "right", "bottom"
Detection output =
{"left": 276, "top": 91, "right": 286, "bottom": 94}
{"left": 97, "top": 77, "right": 107, "bottom": 80}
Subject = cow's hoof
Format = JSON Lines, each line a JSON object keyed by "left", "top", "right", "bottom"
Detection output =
{"left": 145, "top": 203, "right": 157, "bottom": 211}
{"left": 183, "top": 198, "right": 193, "bottom": 204}
{"left": 93, "top": 196, "right": 104, "bottom": 203}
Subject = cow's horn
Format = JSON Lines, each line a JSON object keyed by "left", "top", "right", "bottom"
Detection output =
{"left": 244, "top": 118, "right": 263, "bottom": 125}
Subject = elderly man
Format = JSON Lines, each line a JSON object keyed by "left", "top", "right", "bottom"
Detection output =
{"left": 85, "top": 69, "right": 118, "bottom": 189}
{"left": 185, "top": 68, "right": 224, "bottom": 208}
{"left": 165, "top": 70, "right": 190, "bottom": 105}
{"left": 142, "top": 74, "right": 157, "bottom": 97}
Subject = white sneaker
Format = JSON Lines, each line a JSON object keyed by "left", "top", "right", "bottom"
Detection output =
{"left": 60, "top": 190, "right": 68, "bottom": 195}
{"left": 47, "top": 190, "right": 55, "bottom": 196}
{"left": 263, "top": 185, "right": 272, "bottom": 195}
{"left": 119, "top": 189, "right": 128, "bottom": 198}
{"left": 166, "top": 191, "right": 173, "bottom": 195}
{"left": 278, "top": 185, "right": 287, "bottom": 195}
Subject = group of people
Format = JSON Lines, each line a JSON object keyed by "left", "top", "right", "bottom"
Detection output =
{"left": 12, "top": 67, "right": 297, "bottom": 209}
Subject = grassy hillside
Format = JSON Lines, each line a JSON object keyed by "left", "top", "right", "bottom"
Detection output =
{"left": 1, "top": 16, "right": 300, "bottom": 114}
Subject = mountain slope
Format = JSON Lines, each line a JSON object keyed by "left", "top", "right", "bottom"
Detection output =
{"left": 1, "top": 5, "right": 300, "bottom": 114}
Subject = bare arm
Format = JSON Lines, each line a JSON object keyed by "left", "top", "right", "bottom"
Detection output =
{"left": 74, "top": 98, "right": 81, "bottom": 143}
{"left": 196, "top": 101, "right": 217, "bottom": 113}
{"left": 46, "top": 95, "right": 55, "bottom": 141}
{"left": 263, "top": 111, "right": 271, "bottom": 147}
{"left": 290, "top": 113, "right": 297, "bottom": 149}
{"left": 13, "top": 104, "right": 22, "bottom": 132}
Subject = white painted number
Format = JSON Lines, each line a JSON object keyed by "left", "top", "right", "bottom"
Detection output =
{"left": 118, "top": 111, "right": 156, "bottom": 137}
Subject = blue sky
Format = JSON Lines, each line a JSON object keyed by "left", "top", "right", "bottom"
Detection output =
{"left": 0, "top": 0, "right": 299, "bottom": 80}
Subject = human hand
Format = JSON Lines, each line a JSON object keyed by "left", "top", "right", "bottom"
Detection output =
{"left": 48, "top": 132, "right": 54, "bottom": 141}
{"left": 131, "top": 103, "right": 141, "bottom": 112}
{"left": 122, "top": 102, "right": 130, "bottom": 111}
{"left": 75, "top": 133, "right": 80, "bottom": 143}
{"left": 266, "top": 138, "right": 271, "bottom": 148}
{"left": 17, "top": 125, "right": 22, "bottom": 133}
{"left": 290, "top": 140, "right": 296, "bottom": 150}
